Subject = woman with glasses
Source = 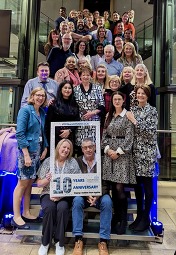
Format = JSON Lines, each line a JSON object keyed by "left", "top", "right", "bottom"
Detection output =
{"left": 74, "top": 40, "right": 91, "bottom": 62}
{"left": 113, "top": 36, "right": 124, "bottom": 60}
{"left": 11, "top": 87, "right": 48, "bottom": 229}
{"left": 104, "top": 75, "right": 121, "bottom": 114}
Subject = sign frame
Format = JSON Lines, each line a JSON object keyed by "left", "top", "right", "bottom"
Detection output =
{"left": 50, "top": 121, "right": 102, "bottom": 197}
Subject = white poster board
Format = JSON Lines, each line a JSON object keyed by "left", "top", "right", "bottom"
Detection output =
{"left": 50, "top": 121, "right": 102, "bottom": 197}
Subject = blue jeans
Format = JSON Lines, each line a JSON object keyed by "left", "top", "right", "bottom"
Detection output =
{"left": 72, "top": 194, "right": 112, "bottom": 240}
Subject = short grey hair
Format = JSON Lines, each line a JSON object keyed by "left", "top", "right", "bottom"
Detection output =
{"left": 104, "top": 44, "right": 115, "bottom": 53}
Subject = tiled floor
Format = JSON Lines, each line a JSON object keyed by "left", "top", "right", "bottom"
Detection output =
{"left": 0, "top": 181, "right": 176, "bottom": 255}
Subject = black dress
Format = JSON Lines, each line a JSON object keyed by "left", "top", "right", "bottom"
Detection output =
{"left": 45, "top": 99, "right": 80, "bottom": 151}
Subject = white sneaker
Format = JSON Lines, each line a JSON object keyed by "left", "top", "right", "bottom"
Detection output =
{"left": 38, "top": 244, "right": 49, "bottom": 255}
{"left": 55, "top": 242, "right": 65, "bottom": 255}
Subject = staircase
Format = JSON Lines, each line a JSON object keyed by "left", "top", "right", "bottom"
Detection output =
{"left": 15, "top": 186, "right": 163, "bottom": 243}
{"left": 38, "top": 12, "right": 55, "bottom": 55}
{"left": 136, "top": 17, "right": 153, "bottom": 60}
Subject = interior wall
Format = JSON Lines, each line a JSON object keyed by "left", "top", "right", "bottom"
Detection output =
{"left": 113, "top": 0, "right": 153, "bottom": 26}
{"left": 41, "top": 0, "right": 153, "bottom": 27}
{"left": 41, "top": 0, "right": 80, "bottom": 21}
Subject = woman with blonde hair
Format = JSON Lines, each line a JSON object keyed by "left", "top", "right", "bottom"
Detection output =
{"left": 119, "top": 66, "right": 135, "bottom": 110}
{"left": 118, "top": 42, "right": 143, "bottom": 69}
{"left": 12, "top": 87, "right": 48, "bottom": 229}
{"left": 54, "top": 56, "right": 81, "bottom": 86}
{"left": 130, "top": 63, "right": 156, "bottom": 107}
{"left": 37, "top": 139, "right": 81, "bottom": 255}
{"left": 77, "top": 56, "right": 92, "bottom": 72}
{"left": 104, "top": 75, "right": 121, "bottom": 113}
{"left": 93, "top": 64, "right": 109, "bottom": 91}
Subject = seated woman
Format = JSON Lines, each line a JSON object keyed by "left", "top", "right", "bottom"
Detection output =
{"left": 37, "top": 139, "right": 81, "bottom": 255}
{"left": 54, "top": 56, "right": 81, "bottom": 86}
{"left": 118, "top": 42, "right": 143, "bottom": 69}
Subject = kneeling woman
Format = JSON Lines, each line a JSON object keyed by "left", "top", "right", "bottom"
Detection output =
{"left": 37, "top": 139, "right": 81, "bottom": 255}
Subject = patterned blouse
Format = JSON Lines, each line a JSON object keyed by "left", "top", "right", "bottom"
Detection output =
{"left": 118, "top": 54, "right": 143, "bottom": 69}
{"left": 74, "top": 83, "right": 105, "bottom": 146}
{"left": 37, "top": 157, "right": 81, "bottom": 197}
{"left": 132, "top": 103, "right": 158, "bottom": 177}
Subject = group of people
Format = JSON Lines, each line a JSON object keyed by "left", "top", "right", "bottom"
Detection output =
{"left": 44, "top": 6, "right": 142, "bottom": 81}
{"left": 11, "top": 6, "right": 159, "bottom": 255}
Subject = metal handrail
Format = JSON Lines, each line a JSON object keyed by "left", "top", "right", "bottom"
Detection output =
{"left": 1, "top": 123, "right": 176, "bottom": 134}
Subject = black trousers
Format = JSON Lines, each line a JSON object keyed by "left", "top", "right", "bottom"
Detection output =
{"left": 135, "top": 176, "right": 154, "bottom": 218}
{"left": 40, "top": 194, "right": 70, "bottom": 247}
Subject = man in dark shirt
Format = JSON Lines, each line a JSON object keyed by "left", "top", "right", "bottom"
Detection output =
{"left": 47, "top": 33, "right": 74, "bottom": 78}
{"left": 55, "top": 6, "right": 75, "bottom": 31}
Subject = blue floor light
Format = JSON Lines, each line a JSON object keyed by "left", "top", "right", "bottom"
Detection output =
{"left": 150, "top": 162, "right": 163, "bottom": 235}
{"left": 0, "top": 171, "right": 17, "bottom": 223}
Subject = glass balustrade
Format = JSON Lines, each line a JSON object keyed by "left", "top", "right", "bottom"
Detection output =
{"left": 136, "top": 17, "right": 153, "bottom": 59}
{"left": 0, "top": 0, "right": 22, "bottom": 78}
{"left": 39, "top": 12, "right": 55, "bottom": 55}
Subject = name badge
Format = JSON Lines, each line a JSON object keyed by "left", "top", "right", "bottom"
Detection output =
{"left": 39, "top": 136, "right": 43, "bottom": 142}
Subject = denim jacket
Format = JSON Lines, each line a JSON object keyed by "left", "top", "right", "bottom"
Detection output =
{"left": 16, "top": 104, "right": 48, "bottom": 153}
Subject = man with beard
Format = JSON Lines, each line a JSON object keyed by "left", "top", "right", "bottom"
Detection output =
{"left": 21, "top": 62, "right": 58, "bottom": 107}
{"left": 75, "top": 19, "right": 92, "bottom": 42}
{"left": 47, "top": 33, "right": 74, "bottom": 78}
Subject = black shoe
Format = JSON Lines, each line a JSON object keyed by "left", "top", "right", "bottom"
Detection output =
{"left": 11, "top": 218, "right": 30, "bottom": 229}
{"left": 116, "top": 220, "right": 127, "bottom": 235}
{"left": 133, "top": 216, "right": 150, "bottom": 232}
{"left": 129, "top": 215, "right": 143, "bottom": 230}
{"left": 21, "top": 215, "right": 42, "bottom": 223}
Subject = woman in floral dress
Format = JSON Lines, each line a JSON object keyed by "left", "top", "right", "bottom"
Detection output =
{"left": 127, "top": 84, "right": 158, "bottom": 232}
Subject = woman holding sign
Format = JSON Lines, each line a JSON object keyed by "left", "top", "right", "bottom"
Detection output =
{"left": 37, "top": 139, "right": 81, "bottom": 255}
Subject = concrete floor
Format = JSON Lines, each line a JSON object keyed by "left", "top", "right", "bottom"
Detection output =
{"left": 0, "top": 181, "right": 176, "bottom": 255}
